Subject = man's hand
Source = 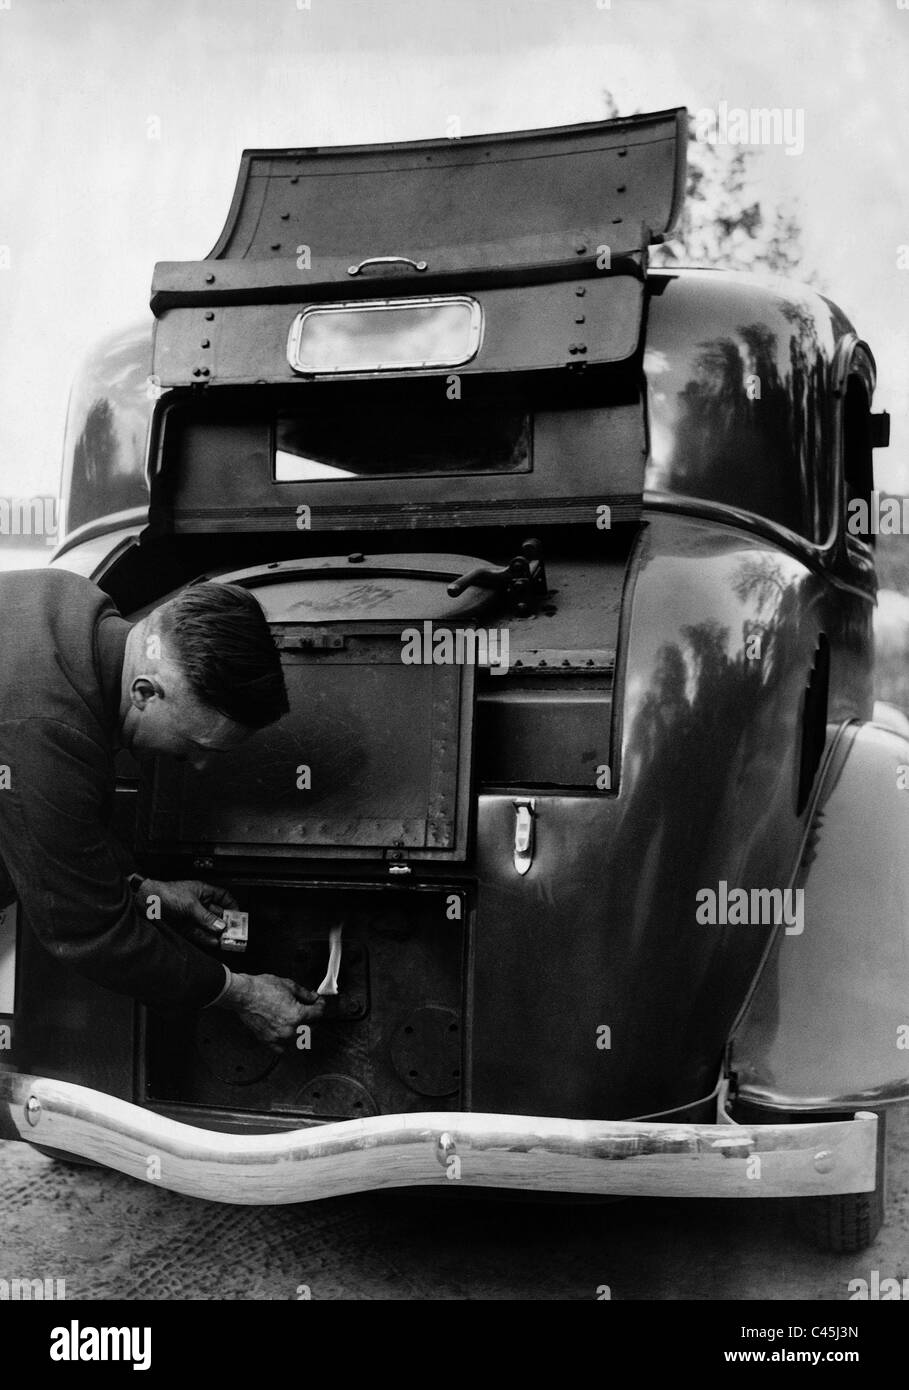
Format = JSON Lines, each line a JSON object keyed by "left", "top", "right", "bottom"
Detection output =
{"left": 133, "top": 878, "right": 239, "bottom": 948}
{"left": 216, "top": 972, "right": 325, "bottom": 1051}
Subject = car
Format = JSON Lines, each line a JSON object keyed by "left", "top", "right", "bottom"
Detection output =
{"left": 0, "top": 106, "right": 902, "bottom": 1251}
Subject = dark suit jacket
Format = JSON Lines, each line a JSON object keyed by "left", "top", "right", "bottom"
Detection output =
{"left": 0, "top": 568, "right": 226, "bottom": 1011}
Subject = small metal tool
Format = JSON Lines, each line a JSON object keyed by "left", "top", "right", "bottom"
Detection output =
{"left": 317, "top": 924, "right": 343, "bottom": 995}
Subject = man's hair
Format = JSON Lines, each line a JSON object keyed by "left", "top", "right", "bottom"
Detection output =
{"left": 154, "top": 583, "right": 289, "bottom": 730}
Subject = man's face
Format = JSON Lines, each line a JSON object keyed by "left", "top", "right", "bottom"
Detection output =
{"left": 121, "top": 657, "right": 251, "bottom": 770}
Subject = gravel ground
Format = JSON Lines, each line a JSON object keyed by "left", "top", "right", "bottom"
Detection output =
{"left": 1, "top": 1107, "right": 907, "bottom": 1301}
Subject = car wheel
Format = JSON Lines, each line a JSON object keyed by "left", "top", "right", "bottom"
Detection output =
{"left": 794, "top": 1110, "right": 886, "bottom": 1253}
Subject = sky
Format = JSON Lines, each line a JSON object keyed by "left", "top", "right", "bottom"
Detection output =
{"left": 0, "top": 0, "right": 907, "bottom": 497}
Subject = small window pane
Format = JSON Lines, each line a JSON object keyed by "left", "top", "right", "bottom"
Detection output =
{"left": 287, "top": 297, "right": 482, "bottom": 375}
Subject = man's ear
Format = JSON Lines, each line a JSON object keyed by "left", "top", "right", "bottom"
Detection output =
{"left": 130, "top": 675, "right": 165, "bottom": 711}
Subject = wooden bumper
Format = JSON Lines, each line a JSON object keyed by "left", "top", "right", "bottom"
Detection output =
{"left": 0, "top": 1071, "right": 879, "bottom": 1206}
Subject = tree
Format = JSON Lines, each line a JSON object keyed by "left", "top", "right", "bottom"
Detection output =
{"left": 604, "top": 94, "right": 813, "bottom": 279}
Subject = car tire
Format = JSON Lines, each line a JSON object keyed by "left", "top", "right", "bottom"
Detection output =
{"left": 27, "top": 1142, "right": 102, "bottom": 1170}
{"left": 794, "top": 1110, "right": 886, "bottom": 1253}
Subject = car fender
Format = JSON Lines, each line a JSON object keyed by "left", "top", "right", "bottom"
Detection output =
{"left": 731, "top": 718, "right": 909, "bottom": 1111}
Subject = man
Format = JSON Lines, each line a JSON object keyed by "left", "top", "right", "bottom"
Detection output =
{"left": 0, "top": 567, "right": 324, "bottom": 1049}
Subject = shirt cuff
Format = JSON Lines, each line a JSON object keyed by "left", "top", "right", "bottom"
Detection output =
{"left": 203, "top": 963, "right": 233, "bottom": 1008}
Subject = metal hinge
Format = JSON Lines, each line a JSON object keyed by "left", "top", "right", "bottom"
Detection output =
{"left": 386, "top": 849, "right": 412, "bottom": 876}
{"left": 513, "top": 798, "right": 536, "bottom": 876}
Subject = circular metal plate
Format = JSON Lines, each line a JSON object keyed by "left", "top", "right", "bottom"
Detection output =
{"left": 296, "top": 1075, "right": 378, "bottom": 1119}
{"left": 390, "top": 1006, "right": 461, "bottom": 1097}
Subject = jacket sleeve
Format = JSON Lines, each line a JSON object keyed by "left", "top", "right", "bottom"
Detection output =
{"left": 0, "top": 717, "right": 227, "bottom": 1012}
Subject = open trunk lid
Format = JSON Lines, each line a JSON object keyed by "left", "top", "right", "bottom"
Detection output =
{"left": 151, "top": 108, "right": 687, "bottom": 315}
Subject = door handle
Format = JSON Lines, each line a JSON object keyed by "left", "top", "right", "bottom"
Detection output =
{"left": 513, "top": 799, "right": 536, "bottom": 876}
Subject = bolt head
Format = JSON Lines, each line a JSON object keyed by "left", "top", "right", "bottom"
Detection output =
{"left": 25, "top": 1096, "right": 40, "bottom": 1127}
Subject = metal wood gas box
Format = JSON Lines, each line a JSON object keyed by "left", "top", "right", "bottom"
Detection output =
{"left": 0, "top": 108, "right": 901, "bottom": 1251}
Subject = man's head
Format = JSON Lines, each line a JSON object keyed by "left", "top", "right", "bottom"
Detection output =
{"left": 119, "top": 583, "right": 289, "bottom": 767}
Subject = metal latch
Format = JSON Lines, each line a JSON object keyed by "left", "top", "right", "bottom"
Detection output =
{"left": 513, "top": 798, "right": 536, "bottom": 876}
{"left": 447, "top": 538, "right": 548, "bottom": 616}
{"left": 274, "top": 627, "right": 346, "bottom": 652}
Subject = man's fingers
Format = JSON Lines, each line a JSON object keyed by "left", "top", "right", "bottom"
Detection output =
{"left": 295, "top": 999, "right": 327, "bottom": 1022}
{"left": 290, "top": 982, "right": 323, "bottom": 1004}
{"left": 199, "top": 882, "right": 241, "bottom": 912}
{"left": 188, "top": 899, "right": 226, "bottom": 932}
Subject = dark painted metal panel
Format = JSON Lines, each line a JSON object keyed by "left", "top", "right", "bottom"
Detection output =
{"left": 153, "top": 276, "right": 644, "bottom": 387}
{"left": 60, "top": 324, "right": 154, "bottom": 538}
{"left": 477, "top": 685, "right": 612, "bottom": 787}
{"left": 644, "top": 271, "right": 853, "bottom": 544}
{"left": 469, "top": 512, "right": 865, "bottom": 1119}
{"left": 139, "top": 640, "right": 476, "bottom": 861}
{"left": 155, "top": 394, "right": 647, "bottom": 535}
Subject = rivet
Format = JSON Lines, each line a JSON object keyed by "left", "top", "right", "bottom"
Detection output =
{"left": 575, "top": 314, "right": 586, "bottom": 324}
{"left": 618, "top": 148, "right": 628, "bottom": 157}
{"left": 270, "top": 242, "right": 281, "bottom": 251}
{"left": 205, "top": 273, "right": 215, "bottom": 284}
{"left": 577, "top": 344, "right": 587, "bottom": 354}
{"left": 25, "top": 1096, "right": 41, "bottom": 1127}
{"left": 201, "top": 367, "right": 210, "bottom": 377}
{"left": 568, "top": 345, "right": 578, "bottom": 355}
{"left": 192, "top": 368, "right": 202, "bottom": 377}
{"left": 575, "top": 286, "right": 586, "bottom": 297}
{"left": 814, "top": 1150, "right": 835, "bottom": 1174}
{"left": 617, "top": 184, "right": 626, "bottom": 193}
{"left": 290, "top": 175, "right": 299, "bottom": 184}
{"left": 575, "top": 244, "right": 587, "bottom": 255}
{"left": 204, "top": 311, "right": 215, "bottom": 321}
{"left": 280, "top": 212, "right": 290, "bottom": 220}
{"left": 201, "top": 339, "right": 210, "bottom": 349}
